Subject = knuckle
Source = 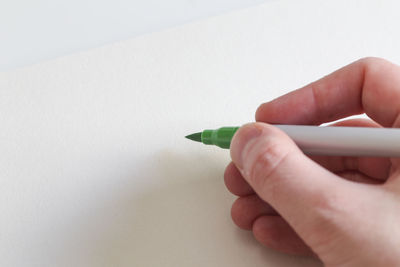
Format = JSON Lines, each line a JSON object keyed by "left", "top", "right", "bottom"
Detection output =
{"left": 358, "top": 56, "right": 388, "bottom": 67}
{"left": 358, "top": 57, "right": 393, "bottom": 79}
{"left": 246, "top": 135, "right": 292, "bottom": 193}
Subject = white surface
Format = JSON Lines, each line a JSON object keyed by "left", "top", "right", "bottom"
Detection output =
{"left": 0, "top": 0, "right": 268, "bottom": 71}
{"left": 1, "top": 0, "right": 400, "bottom": 266}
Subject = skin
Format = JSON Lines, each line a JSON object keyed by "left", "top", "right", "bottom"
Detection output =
{"left": 224, "top": 57, "right": 400, "bottom": 266}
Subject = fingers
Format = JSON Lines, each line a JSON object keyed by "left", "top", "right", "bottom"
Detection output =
{"left": 334, "top": 171, "right": 381, "bottom": 184}
{"left": 310, "top": 154, "right": 390, "bottom": 181}
{"left": 252, "top": 216, "right": 314, "bottom": 256}
{"left": 224, "top": 162, "right": 254, "bottom": 196}
{"left": 231, "top": 194, "right": 313, "bottom": 256}
{"left": 230, "top": 123, "right": 353, "bottom": 238}
{"left": 309, "top": 118, "right": 391, "bottom": 181}
{"left": 225, "top": 119, "right": 390, "bottom": 192}
{"left": 256, "top": 57, "right": 400, "bottom": 127}
{"left": 327, "top": 118, "right": 380, "bottom": 128}
{"left": 231, "top": 194, "right": 277, "bottom": 230}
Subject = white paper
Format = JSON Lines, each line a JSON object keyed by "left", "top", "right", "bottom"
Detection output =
{"left": 1, "top": 0, "right": 400, "bottom": 266}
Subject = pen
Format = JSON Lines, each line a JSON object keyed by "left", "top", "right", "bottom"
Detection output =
{"left": 185, "top": 125, "right": 400, "bottom": 157}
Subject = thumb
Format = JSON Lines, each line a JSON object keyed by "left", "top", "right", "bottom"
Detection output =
{"left": 230, "top": 123, "right": 352, "bottom": 241}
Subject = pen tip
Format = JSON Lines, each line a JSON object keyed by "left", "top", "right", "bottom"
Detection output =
{"left": 185, "top": 132, "right": 202, "bottom": 142}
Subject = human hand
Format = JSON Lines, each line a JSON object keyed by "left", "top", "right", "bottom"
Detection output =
{"left": 224, "top": 58, "right": 400, "bottom": 266}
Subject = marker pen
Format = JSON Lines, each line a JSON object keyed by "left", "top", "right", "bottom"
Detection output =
{"left": 186, "top": 125, "right": 400, "bottom": 157}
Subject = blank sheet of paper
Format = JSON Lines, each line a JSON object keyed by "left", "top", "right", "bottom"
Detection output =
{"left": 1, "top": 0, "right": 400, "bottom": 266}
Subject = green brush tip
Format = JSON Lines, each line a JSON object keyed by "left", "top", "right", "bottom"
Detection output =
{"left": 185, "top": 132, "right": 202, "bottom": 142}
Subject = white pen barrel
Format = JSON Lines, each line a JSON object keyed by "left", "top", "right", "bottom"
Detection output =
{"left": 275, "top": 125, "right": 400, "bottom": 157}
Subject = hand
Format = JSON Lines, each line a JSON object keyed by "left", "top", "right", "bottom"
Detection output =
{"left": 224, "top": 57, "right": 400, "bottom": 266}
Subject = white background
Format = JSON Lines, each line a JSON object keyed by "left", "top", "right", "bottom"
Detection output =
{"left": 0, "top": 0, "right": 268, "bottom": 71}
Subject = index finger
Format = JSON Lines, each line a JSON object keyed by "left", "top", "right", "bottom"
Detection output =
{"left": 256, "top": 57, "right": 400, "bottom": 127}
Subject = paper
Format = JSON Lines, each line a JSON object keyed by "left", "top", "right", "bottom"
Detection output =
{"left": 1, "top": 0, "right": 400, "bottom": 266}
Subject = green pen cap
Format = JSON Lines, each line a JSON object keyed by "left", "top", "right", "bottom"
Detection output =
{"left": 186, "top": 127, "right": 240, "bottom": 149}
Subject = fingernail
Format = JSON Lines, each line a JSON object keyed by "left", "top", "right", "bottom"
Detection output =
{"left": 230, "top": 124, "right": 262, "bottom": 170}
